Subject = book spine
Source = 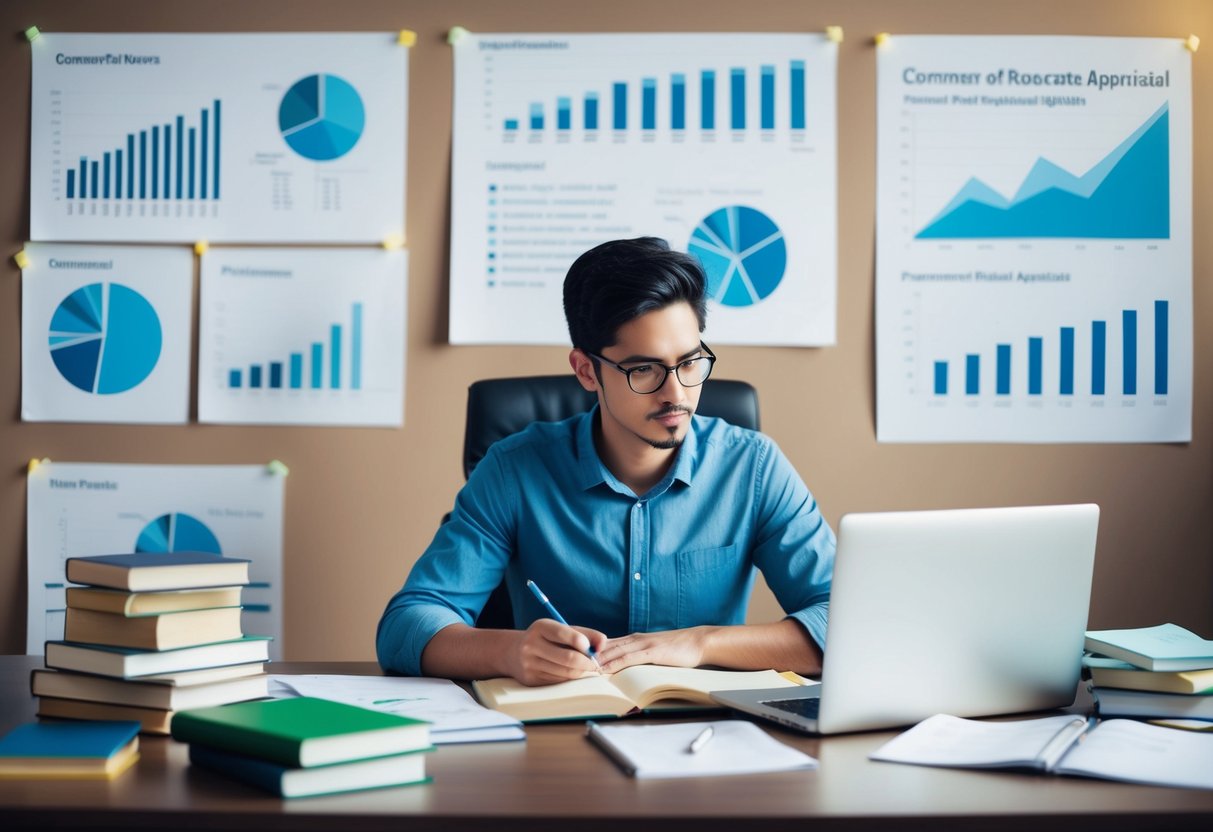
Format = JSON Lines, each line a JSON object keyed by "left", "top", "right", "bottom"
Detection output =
{"left": 171, "top": 714, "right": 302, "bottom": 766}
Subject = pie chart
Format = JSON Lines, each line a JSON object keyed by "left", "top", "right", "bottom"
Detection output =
{"left": 278, "top": 73, "right": 365, "bottom": 161}
{"left": 48, "top": 282, "right": 162, "bottom": 394}
{"left": 135, "top": 512, "right": 223, "bottom": 554}
{"left": 687, "top": 206, "right": 787, "bottom": 306}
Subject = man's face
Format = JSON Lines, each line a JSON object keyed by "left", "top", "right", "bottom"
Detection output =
{"left": 575, "top": 301, "right": 706, "bottom": 454}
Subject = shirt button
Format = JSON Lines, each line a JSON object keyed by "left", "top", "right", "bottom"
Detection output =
{"left": 633, "top": 572, "right": 642, "bottom": 581}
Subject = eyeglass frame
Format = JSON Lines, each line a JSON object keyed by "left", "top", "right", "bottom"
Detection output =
{"left": 586, "top": 342, "right": 717, "bottom": 395}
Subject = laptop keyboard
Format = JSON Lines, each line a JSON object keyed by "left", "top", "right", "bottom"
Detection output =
{"left": 760, "top": 696, "right": 821, "bottom": 718}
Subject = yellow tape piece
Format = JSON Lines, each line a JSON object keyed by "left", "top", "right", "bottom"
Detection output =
{"left": 193, "top": 240, "right": 209, "bottom": 256}
{"left": 447, "top": 26, "right": 469, "bottom": 45}
{"left": 24, "top": 26, "right": 41, "bottom": 43}
{"left": 874, "top": 32, "right": 890, "bottom": 47}
{"left": 1184, "top": 34, "right": 1200, "bottom": 53}
{"left": 13, "top": 250, "right": 30, "bottom": 269}
{"left": 267, "top": 459, "right": 290, "bottom": 476}
{"left": 382, "top": 233, "right": 405, "bottom": 250}
{"left": 398, "top": 30, "right": 416, "bottom": 47}
{"left": 28, "top": 458, "right": 49, "bottom": 474}
{"left": 825, "top": 26, "right": 843, "bottom": 44}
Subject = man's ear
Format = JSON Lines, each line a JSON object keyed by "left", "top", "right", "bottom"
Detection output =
{"left": 569, "top": 349, "right": 599, "bottom": 392}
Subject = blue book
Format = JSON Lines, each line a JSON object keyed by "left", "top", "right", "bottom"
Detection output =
{"left": 188, "top": 743, "right": 431, "bottom": 798}
{"left": 66, "top": 552, "right": 251, "bottom": 591}
{"left": 1085, "top": 623, "right": 1213, "bottom": 672}
{"left": 0, "top": 721, "right": 140, "bottom": 779}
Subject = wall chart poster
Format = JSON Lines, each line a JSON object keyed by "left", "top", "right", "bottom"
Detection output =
{"left": 450, "top": 32, "right": 837, "bottom": 346}
{"left": 876, "top": 36, "right": 1192, "bottom": 443}
{"left": 30, "top": 32, "right": 406, "bottom": 243}
{"left": 27, "top": 462, "right": 286, "bottom": 659}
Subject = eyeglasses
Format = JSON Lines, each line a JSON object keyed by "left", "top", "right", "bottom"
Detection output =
{"left": 588, "top": 342, "right": 717, "bottom": 395}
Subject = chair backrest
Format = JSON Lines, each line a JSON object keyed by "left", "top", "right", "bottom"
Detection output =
{"left": 462, "top": 375, "right": 760, "bottom": 478}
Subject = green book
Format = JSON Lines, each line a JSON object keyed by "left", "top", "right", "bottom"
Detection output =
{"left": 170, "top": 697, "right": 431, "bottom": 767}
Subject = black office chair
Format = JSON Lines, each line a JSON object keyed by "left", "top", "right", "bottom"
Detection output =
{"left": 451, "top": 374, "right": 761, "bottom": 629}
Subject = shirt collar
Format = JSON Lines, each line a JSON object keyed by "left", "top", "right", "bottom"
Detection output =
{"left": 574, "top": 405, "right": 699, "bottom": 494}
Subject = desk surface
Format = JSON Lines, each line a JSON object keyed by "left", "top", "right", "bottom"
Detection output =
{"left": 2, "top": 656, "right": 1212, "bottom": 832}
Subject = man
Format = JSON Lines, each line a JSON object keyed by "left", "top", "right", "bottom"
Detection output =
{"left": 377, "top": 237, "right": 834, "bottom": 684}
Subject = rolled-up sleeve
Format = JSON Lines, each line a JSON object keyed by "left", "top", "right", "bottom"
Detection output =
{"left": 748, "top": 440, "right": 835, "bottom": 652}
{"left": 376, "top": 449, "right": 517, "bottom": 675}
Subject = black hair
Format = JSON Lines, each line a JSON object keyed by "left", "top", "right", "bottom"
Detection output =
{"left": 562, "top": 237, "right": 707, "bottom": 355}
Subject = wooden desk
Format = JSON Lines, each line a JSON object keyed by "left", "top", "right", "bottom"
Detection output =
{"left": 2, "top": 656, "right": 1211, "bottom": 831}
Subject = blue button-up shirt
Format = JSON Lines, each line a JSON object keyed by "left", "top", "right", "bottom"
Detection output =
{"left": 376, "top": 407, "right": 835, "bottom": 676}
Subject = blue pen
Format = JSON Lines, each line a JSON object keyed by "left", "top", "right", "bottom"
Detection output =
{"left": 526, "top": 579, "right": 601, "bottom": 668}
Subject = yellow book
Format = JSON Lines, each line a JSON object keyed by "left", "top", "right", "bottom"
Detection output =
{"left": 37, "top": 697, "right": 174, "bottom": 735}
{"left": 66, "top": 585, "right": 243, "bottom": 616}
{"left": 1090, "top": 665, "right": 1213, "bottom": 694}
{"left": 472, "top": 666, "right": 800, "bottom": 722}
{"left": 64, "top": 606, "right": 243, "bottom": 651}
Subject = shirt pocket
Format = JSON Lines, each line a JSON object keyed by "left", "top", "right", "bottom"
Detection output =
{"left": 675, "top": 544, "right": 749, "bottom": 629}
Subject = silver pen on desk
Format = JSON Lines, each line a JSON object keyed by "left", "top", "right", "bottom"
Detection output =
{"left": 687, "top": 725, "right": 715, "bottom": 754}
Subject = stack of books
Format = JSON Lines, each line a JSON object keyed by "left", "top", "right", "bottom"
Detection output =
{"left": 171, "top": 697, "right": 434, "bottom": 797}
{"left": 1084, "top": 622, "right": 1213, "bottom": 725}
{"left": 34, "top": 552, "right": 272, "bottom": 734}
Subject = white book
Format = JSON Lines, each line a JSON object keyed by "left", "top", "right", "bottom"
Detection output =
{"left": 871, "top": 713, "right": 1213, "bottom": 791}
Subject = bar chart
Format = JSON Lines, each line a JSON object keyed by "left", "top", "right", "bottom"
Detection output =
{"left": 198, "top": 247, "right": 405, "bottom": 427}
{"left": 500, "top": 60, "right": 808, "bottom": 138}
{"left": 64, "top": 100, "right": 221, "bottom": 203}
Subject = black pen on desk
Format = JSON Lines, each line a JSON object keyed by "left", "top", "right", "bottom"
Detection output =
{"left": 526, "top": 579, "right": 601, "bottom": 668}
{"left": 687, "top": 725, "right": 714, "bottom": 754}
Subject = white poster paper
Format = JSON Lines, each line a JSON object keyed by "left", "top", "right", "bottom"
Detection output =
{"left": 876, "top": 36, "right": 1192, "bottom": 443}
{"left": 27, "top": 462, "right": 286, "bottom": 658}
{"left": 450, "top": 32, "right": 837, "bottom": 346}
{"left": 30, "top": 33, "right": 406, "bottom": 243}
{"left": 198, "top": 248, "right": 406, "bottom": 427}
{"left": 21, "top": 242, "right": 192, "bottom": 424}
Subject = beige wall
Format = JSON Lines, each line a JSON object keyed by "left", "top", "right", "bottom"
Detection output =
{"left": 2, "top": 0, "right": 1210, "bottom": 657}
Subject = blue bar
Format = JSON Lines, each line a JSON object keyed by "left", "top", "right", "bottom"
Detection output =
{"left": 139, "top": 130, "right": 147, "bottom": 199}
{"left": 790, "top": 60, "right": 806, "bottom": 129}
{"left": 761, "top": 65, "right": 775, "bottom": 129}
{"left": 965, "top": 355, "right": 979, "bottom": 395}
{"left": 175, "top": 115, "right": 184, "bottom": 199}
{"left": 504, "top": 119, "right": 519, "bottom": 130}
{"left": 996, "top": 344, "right": 1011, "bottom": 395}
{"left": 163, "top": 124, "right": 171, "bottom": 200}
{"left": 103, "top": 153, "right": 111, "bottom": 199}
{"left": 352, "top": 303, "right": 363, "bottom": 390}
{"left": 584, "top": 93, "right": 598, "bottom": 130}
{"left": 1092, "top": 321, "right": 1106, "bottom": 395}
{"left": 310, "top": 343, "right": 323, "bottom": 389}
{"left": 330, "top": 325, "right": 342, "bottom": 389}
{"left": 1155, "top": 300, "right": 1168, "bottom": 395}
{"left": 1123, "top": 309, "right": 1137, "bottom": 395}
{"left": 66, "top": 169, "right": 75, "bottom": 199}
{"left": 201, "top": 108, "right": 209, "bottom": 199}
{"left": 730, "top": 68, "right": 745, "bottom": 130}
{"left": 213, "top": 100, "right": 221, "bottom": 199}
{"left": 1060, "top": 327, "right": 1075, "bottom": 395}
{"left": 1028, "top": 337, "right": 1043, "bottom": 395}
{"left": 613, "top": 82, "right": 627, "bottom": 130}
{"left": 671, "top": 73, "right": 685, "bottom": 130}
{"left": 115, "top": 150, "right": 122, "bottom": 199}
{"left": 127, "top": 134, "right": 135, "bottom": 197}
{"left": 529, "top": 102, "right": 543, "bottom": 130}
{"left": 249, "top": 365, "right": 263, "bottom": 389}
{"left": 79, "top": 158, "right": 87, "bottom": 199}
{"left": 188, "top": 127, "right": 197, "bottom": 199}
{"left": 269, "top": 362, "right": 283, "bottom": 389}
{"left": 934, "top": 361, "right": 947, "bottom": 395}
{"left": 90, "top": 161, "right": 99, "bottom": 198}
{"left": 289, "top": 353, "right": 303, "bottom": 389}
{"left": 642, "top": 78, "right": 656, "bottom": 129}
{"left": 556, "top": 97, "right": 571, "bottom": 130}
{"left": 229, "top": 369, "right": 242, "bottom": 388}
{"left": 151, "top": 126, "right": 159, "bottom": 199}
{"left": 701, "top": 70, "right": 715, "bottom": 129}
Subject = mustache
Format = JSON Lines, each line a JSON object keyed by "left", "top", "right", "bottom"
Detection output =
{"left": 647, "top": 404, "right": 693, "bottom": 421}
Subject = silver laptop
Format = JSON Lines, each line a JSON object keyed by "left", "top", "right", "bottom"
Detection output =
{"left": 712, "top": 504, "right": 1099, "bottom": 734}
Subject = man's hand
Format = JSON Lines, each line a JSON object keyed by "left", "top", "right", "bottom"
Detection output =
{"left": 595, "top": 620, "right": 823, "bottom": 676}
{"left": 595, "top": 627, "right": 710, "bottom": 675}
{"left": 505, "top": 618, "right": 607, "bottom": 686}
